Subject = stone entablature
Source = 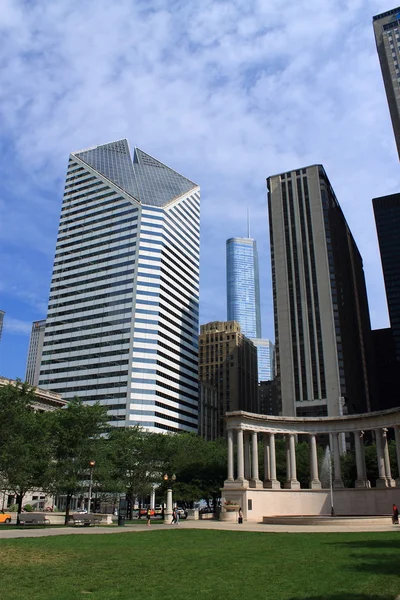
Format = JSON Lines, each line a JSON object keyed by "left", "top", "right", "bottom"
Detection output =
{"left": 0, "top": 376, "right": 66, "bottom": 412}
{"left": 226, "top": 408, "right": 400, "bottom": 435}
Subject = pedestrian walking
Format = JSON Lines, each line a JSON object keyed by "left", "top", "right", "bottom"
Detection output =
{"left": 392, "top": 504, "right": 399, "bottom": 525}
{"left": 146, "top": 507, "right": 152, "bottom": 527}
{"left": 238, "top": 507, "right": 243, "bottom": 524}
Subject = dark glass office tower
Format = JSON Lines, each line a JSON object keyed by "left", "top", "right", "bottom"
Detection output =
{"left": 373, "top": 7, "right": 400, "bottom": 159}
{"left": 373, "top": 193, "right": 400, "bottom": 363}
{"left": 267, "top": 165, "right": 374, "bottom": 417}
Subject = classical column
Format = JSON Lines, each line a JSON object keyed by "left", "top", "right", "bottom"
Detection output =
{"left": 309, "top": 434, "right": 321, "bottom": 489}
{"left": 359, "top": 431, "right": 370, "bottom": 487}
{"left": 284, "top": 434, "right": 291, "bottom": 488}
{"left": 285, "top": 434, "right": 300, "bottom": 489}
{"left": 394, "top": 427, "right": 400, "bottom": 487}
{"left": 237, "top": 429, "right": 245, "bottom": 482}
{"left": 331, "top": 433, "right": 344, "bottom": 488}
{"left": 250, "top": 431, "right": 262, "bottom": 488}
{"left": 263, "top": 433, "right": 271, "bottom": 485}
{"left": 226, "top": 429, "right": 234, "bottom": 482}
{"left": 375, "top": 428, "right": 388, "bottom": 488}
{"left": 244, "top": 433, "right": 251, "bottom": 480}
{"left": 354, "top": 430, "right": 369, "bottom": 488}
{"left": 266, "top": 433, "right": 281, "bottom": 489}
{"left": 382, "top": 428, "right": 395, "bottom": 487}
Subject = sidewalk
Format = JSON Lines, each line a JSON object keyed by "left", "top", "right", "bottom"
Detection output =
{"left": 0, "top": 518, "right": 397, "bottom": 539}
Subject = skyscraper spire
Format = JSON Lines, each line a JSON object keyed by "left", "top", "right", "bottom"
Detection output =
{"left": 247, "top": 208, "right": 251, "bottom": 238}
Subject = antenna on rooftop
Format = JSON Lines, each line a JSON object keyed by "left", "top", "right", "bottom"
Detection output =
{"left": 247, "top": 208, "right": 251, "bottom": 238}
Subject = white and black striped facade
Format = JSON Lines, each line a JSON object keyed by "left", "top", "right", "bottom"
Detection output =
{"left": 38, "top": 139, "right": 200, "bottom": 433}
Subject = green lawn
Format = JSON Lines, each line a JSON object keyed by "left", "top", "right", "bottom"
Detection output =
{"left": 1, "top": 530, "right": 399, "bottom": 600}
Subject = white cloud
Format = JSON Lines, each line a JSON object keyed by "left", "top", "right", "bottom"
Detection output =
{"left": 3, "top": 317, "right": 31, "bottom": 336}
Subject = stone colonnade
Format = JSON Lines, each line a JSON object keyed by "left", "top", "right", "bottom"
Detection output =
{"left": 225, "top": 410, "right": 400, "bottom": 490}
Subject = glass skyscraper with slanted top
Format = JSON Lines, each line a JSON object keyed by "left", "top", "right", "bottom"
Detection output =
{"left": 38, "top": 139, "right": 200, "bottom": 433}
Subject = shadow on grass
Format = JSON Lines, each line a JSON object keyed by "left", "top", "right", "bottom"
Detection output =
{"left": 287, "top": 595, "right": 395, "bottom": 600}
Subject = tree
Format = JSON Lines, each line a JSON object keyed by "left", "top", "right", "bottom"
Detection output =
{"left": 48, "top": 398, "right": 108, "bottom": 524}
{"left": 0, "top": 380, "right": 54, "bottom": 523}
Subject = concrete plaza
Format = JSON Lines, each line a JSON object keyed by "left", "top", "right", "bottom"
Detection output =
{"left": 0, "top": 517, "right": 397, "bottom": 540}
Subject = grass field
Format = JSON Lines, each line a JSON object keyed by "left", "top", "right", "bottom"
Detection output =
{"left": 1, "top": 530, "right": 399, "bottom": 600}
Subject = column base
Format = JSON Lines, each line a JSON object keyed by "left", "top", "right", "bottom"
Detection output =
{"left": 249, "top": 478, "right": 263, "bottom": 489}
{"left": 333, "top": 479, "right": 344, "bottom": 489}
{"left": 224, "top": 479, "right": 239, "bottom": 487}
{"left": 234, "top": 477, "right": 249, "bottom": 488}
{"left": 284, "top": 480, "right": 301, "bottom": 490}
{"left": 355, "top": 479, "right": 370, "bottom": 488}
{"left": 376, "top": 478, "right": 389, "bottom": 488}
{"left": 387, "top": 478, "right": 396, "bottom": 488}
{"left": 264, "top": 479, "right": 281, "bottom": 489}
{"left": 310, "top": 480, "right": 321, "bottom": 490}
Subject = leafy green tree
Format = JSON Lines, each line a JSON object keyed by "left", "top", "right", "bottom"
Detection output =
{"left": 102, "top": 427, "right": 160, "bottom": 516}
{"left": 47, "top": 398, "right": 108, "bottom": 524}
{"left": 0, "top": 380, "right": 54, "bottom": 523}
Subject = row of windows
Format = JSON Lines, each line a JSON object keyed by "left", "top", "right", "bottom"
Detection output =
{"left": 62, "top": 189, "right": 121, "bottom": 214}
{"left": 63, "top": 183, "right": 110, "bottom": 206}
{"left": 134, "top": 326, "right": 198, "bottom": 358}
{"left": 63, "top": 179, "right": 106, "bottom": 199}
{"left": 133, "top": 345, "right": 198, "bottom": 372}
{"left": 41, "top": 347, "right": 130, "bottom": 362}
{"left": 39, "top": 380, "right": 127, "bottom": 392}
{"left": 42, "top": 327, "right": 131, "bottom": 347}
{"left": 53, "top": 254, "right": 135, "bottom": 279}
{"left": 59, "top": 208, "right": 137, "bottom": 239}
{"left": 40, "top": 369, "right": 129, "bottom": 384}
{"left": 61, "top": 191, "right": 124, "bottom": 220}
{"left": 132, "top": 367, "right": 197, "bottom": 393}
{"left": 52, "top": 252, "right": 135, "bottom": 287}
{"left": 155, "top": 388, "right": 197, "bottom": 411}
{"left": 49, "top": 298, "right": 132, "bottom": 320}
{"left": 49, "top": 276, "right": 134, "bottom": 301}
{"left": 54, "top": 242, "right": 136, "bottom": 269}
{"left": 53, "top": 250, "right": 136, "bottom": 277}
{"left": 141, "top": 229, "right": 199, "bottom": 265}
{"left": 129, "top": 409, "right": 197, "bottom": 428}
{"left": 55, "top": 231, "right": 135, "bottom": 261}
{"left": 42, "top": 338, "right": 130, "bottom": 356}
{"left": 131, "top": 399, "right": 197, "bottom": 421}
{"left": 49, "top": 288, "right": 133, "bottom": 311}
{"left": 65, "top": 165, "right": 84, "bottom": 181}
{"left": 135, "top": 314, "right": 195, "bottom": 346}
{"left": 50, "top": 268, "right": 136, "bottom": 293}
{"left": 57, "top": 216, "right": 137, "bottom": 245}
{"left": 64, "top": 172, "right": 94, "bottom": 188}
{"left": 40, "top": 359, "right": 129, "bottom": 375}
{"left": 45, "top": 317, "right": 132, "bottom": 337}
{"left": 60, "top": 199, "right": 132, "bottom": 231}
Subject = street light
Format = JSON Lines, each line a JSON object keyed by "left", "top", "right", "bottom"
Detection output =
{"left": 87, "top": 460, "right": 96, "bottom": 514}
{"left": 163, "top": 473, "right": 176, "bottom": 523}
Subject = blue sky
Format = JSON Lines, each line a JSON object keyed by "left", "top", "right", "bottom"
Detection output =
{"left": 1, "top": 0, "right": 399, "bottom": 380}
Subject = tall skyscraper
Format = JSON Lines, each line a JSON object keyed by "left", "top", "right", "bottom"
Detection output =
{"left": 226, "top": 237, "right": 261, "bottom": 338}
{"left": 0, "top": 310, "right": 4, "bottom": 341}
{"left": 373, "top": 193, "right": 400, "bottom": 363}
{"left": 26, "top": 319, "right": 46, "bottom": 386}
{"left": 373, "top": 7, "right": 400, "bottom": 159}
{"left": 252, "top": 338, "right": 274, "bottom": 382}
{"left": 226, "top": 236, "right": 274, "bottom": 381}
{"left": 198, "top": 321, "right": 258, "bottom": 436}
{"left": 38, "top": 139, "right": 200, "bottom": 433}
{"left": 267, "top": 165, "right": 374, "bottom": 418}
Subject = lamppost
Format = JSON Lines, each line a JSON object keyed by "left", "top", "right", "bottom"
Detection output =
{"left": 163, "top": 473, "right": 176, "bottom": 523}
{"left": 87, "top": 460, "right": 96, "bottom": 514}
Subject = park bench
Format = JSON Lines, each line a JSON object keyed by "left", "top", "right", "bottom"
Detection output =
{"left": 70, "top": 513, "right": 101, "bottom": 527}
{"left": 19, "top": 513, "right": 50, "bottom": 526}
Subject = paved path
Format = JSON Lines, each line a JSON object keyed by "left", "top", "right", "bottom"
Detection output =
{"left": 0, "top": 518, "right": 398, "bottom": 539}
